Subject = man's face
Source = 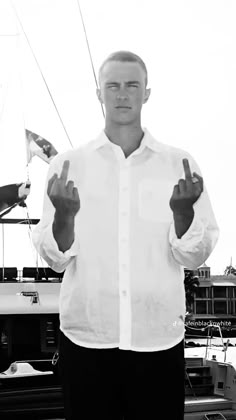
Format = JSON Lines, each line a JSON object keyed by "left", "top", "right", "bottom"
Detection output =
{"left": 97, "top": 61, "right": 150, "bottom": 125}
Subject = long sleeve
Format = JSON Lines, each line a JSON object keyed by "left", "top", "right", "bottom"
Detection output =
{"left": 32, "top": 154, "right": 80, "bottom": 273}
{"left": 169, "top": 157, "right": 219, "bottom": 270}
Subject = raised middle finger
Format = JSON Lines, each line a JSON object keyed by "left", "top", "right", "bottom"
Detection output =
{"left": 183, "top": 158, "right": 194, "bottom": 189}
{"left": 59, "top": 160, "right": 70, "bottom": 183}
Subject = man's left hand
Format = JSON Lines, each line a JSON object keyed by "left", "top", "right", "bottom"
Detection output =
{"left": 169, "top": 158, "right": 203, "bottom": 215}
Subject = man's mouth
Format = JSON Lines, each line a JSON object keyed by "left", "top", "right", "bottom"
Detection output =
{"left": 115, "top": 106, "right": 131, "bottom": 109}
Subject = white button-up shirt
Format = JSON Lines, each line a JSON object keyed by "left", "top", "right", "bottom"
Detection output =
{"left": 33, "top": 129, "right": 219, "bottom": 351}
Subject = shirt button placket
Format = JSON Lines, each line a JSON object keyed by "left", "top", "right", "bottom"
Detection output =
{"left": 119, "top": 160, "right": 131, "bottom": 349}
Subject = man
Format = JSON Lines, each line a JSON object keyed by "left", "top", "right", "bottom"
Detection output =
{"left": 33, "top": 51, "right": 219, "bottom": 420}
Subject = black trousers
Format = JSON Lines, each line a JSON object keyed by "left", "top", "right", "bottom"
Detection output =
{"left": 59, "top": 331, "right": 185, "bottom": 420}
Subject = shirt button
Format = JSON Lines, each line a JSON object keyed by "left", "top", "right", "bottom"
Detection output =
{"left": 122, "top": 290, "right": 127, "bottom": 297}
{"left": 121, "top": 264, "right": 127, "bottom": 271}
{"left": 121, "top": 211, "right": 128, "bottom": 217}
{"left": 122, "top": 186, "right": 128, "bottom": 192}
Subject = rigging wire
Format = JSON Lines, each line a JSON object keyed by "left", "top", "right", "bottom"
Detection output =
{"left": 21, "top": 204, "right": 48, "bottom": 280}
{"left": 0, "top": 203, "right": 18, "bottom": 219}
{"left": 15, "top": 28, "right": 31, "bottom": 181}
{"left": 3, "top": 2, "right": 73, "bottom": 274}
{"left": 76, "top": 0, "right": 105, "bottom": 118}
{"left": 0, "top": 77, "right": 10, "bottom": 121}
{"left": 2, "top": 2, "right": 105, "bottom": 274}
{"left": 10, "top": 0, "right": 74, "bottom": 149}
{"left": 1, "top": 3, "right": 75, "bottom": 277}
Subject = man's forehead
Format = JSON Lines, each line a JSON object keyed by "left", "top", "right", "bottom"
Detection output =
{"left": 100, "top": 61, "right": 146, "bottom": 83}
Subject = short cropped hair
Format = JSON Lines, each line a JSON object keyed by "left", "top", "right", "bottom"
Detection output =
{"left": 98, "top": 50, "right": 148, "bottom": 86}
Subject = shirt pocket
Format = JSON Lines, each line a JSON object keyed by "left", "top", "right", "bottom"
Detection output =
{"left": 138, "top": 179, "right": 173, "bottom": 223}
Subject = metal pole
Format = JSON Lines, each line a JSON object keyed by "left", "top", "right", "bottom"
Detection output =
{"left": 2, "top": 224, "right": 5, "bottom": 282}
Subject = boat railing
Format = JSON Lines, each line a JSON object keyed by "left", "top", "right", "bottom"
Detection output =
{"left": 205, "top": 322, "right": 229, "bottom": 362}
{"left": 185, "top": 321, "right": 230, "bottom": 362}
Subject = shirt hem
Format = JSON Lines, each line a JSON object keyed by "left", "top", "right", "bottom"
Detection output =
{"left": 122, "top": 334, "right": 184, "bottom": 352}
{"left": 60, "top": 328, "right": 184, "bottom": 352}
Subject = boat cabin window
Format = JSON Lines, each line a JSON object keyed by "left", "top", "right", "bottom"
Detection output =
{"left": 0, "top": 267, "right": 17, "bottom": 281}
{"left": 22, "top": 267, "right": 63, "bottom": 282}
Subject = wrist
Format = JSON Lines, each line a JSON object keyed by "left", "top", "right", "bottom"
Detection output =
{"left": 53, "top": 211, "right": 75, "bottom": 252}
{"left": 173, "top": 208, "right": 194, "bottom": 239}
{"left": 54, "top": 210, "right": 75, "bottom": 226}
{"left": 173, "top": 208, "right": 194, "bottom": 219}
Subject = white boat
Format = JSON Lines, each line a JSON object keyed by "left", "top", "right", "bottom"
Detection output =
{"left": 1, "top": 270, "right": 236, "bottom": 420}
{"left": 184, "top": 325, "right": 236, "bottom": 420}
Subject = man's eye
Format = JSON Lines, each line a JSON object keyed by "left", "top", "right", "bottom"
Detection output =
{"left": 108, "top": 85, "right": 118, "bottom": 90}
{"left": 128, "top": 84, "right": 138, "bottom": 89}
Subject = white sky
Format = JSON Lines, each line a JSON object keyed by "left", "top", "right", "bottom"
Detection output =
{"left": 0, "top": 0, "right": 236, "bottom": 274}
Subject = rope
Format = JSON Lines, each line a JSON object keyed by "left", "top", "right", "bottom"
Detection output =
{"left": 10, "top": 1, "right": 74, "bottom": 149}
{"left": 0, "top": 203, "right": 18, "bottom": 219}
{"left": 76, "top": 0, "right": 105, "bottom": 118}
{"left": 23, "top": 204, "right": 48, "bottom": 280}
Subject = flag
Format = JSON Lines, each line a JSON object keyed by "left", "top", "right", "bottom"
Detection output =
{"left": 25, "top": 129, "right": 58, "bottom": 164}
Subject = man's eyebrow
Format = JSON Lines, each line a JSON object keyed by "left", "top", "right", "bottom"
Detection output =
{"left": 105, "top": 81, "right": 140, "bottom": 85}
{"left": 105, "top": 81, "right": 120, "bottom": 85}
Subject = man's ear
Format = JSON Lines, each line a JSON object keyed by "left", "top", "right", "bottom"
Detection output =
{"left": 96, "top": 88, "right": 103, "bottom": 104}
{"left": 143, "top": 88, "right": 151, "bottom": 104}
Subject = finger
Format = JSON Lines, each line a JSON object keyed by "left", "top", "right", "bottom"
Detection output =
{"left": 178, "top": 179, "right": 186, "bottom": 194}
{"left": 172, "top": 184, "right": 180, "bottom": 197}
{"left": 59, "top": 160, "right": 70, "bottom": 182}
{"left": 192, "top": 180, "right": 203, "bottom": 198}
{"left": 66, "top": 180, "right": 74, "bottom": 194}
{"left": 73, "top": 187, "right": 80, "bottom": 202}
{"left": 47, "top": 173, "right": 58, "bottom": 196}
{"left": 183, "top": 158, "right": 192, "bottom": 181}
{"left": 193, "top": 172, "right": 204, "bottom": 191}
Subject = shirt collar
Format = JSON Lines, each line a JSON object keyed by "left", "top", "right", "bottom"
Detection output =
{"left": 139, "top": 128, "right": 162, "bottom": 153}
{"left": 90, "top": 128, "right": 162, "bottom": 153}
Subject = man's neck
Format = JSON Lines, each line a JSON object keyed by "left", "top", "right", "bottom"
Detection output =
{"left": 104, "top": 122, "right": 144, "bottom": 158}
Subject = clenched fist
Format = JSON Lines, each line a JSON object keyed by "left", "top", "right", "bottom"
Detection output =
{"left": 47, "top": 160, "right": 80, "bottom": 218}
{"left": 169, "top": 158, "right": 203, "bottom": 215}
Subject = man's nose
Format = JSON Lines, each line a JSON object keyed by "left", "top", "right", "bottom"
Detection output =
{"left": 116, "top": 88, "right": 128, "bottom": 100}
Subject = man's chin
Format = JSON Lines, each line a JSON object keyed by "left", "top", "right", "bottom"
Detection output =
{"left": 111, "top": 114, "right": 136, "bottom": 125}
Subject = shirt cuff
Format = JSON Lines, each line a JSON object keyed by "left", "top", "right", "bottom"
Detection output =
{"left": 169, "top": 214, "right": 205, "bottom": 252}
{"left": 42, "top": 223, "right": 79, "bottom": 263}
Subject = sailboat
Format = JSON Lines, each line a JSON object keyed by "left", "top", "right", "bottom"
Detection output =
{"left": 0, "top": 2, "right": 90, "bottom": 418}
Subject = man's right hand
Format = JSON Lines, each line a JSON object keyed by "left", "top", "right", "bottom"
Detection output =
{"left": 47, "top": 160, "right": 80, "bottom": 218}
